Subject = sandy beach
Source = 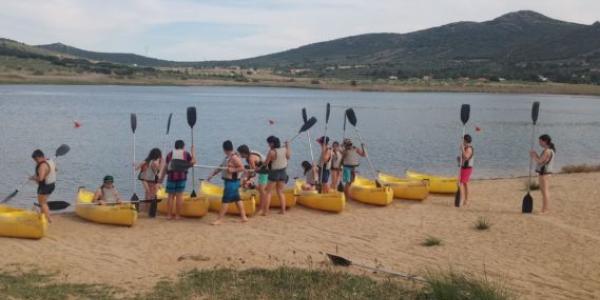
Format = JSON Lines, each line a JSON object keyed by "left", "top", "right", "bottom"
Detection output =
{"left": 2, "top": 172, "right": 599, "bottom": 299}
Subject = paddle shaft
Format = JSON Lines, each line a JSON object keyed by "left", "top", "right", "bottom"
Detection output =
{"left": 455, "top": 125, "right": 466, "bottom": 206}
{"left": 132, "top": 129, "right": 137, "bottom": 196}
{"left": 351, "top": 127, "right": 378, "bottom": 180}
{"left": 191, "top": 127, "right": 196, "bottom": 190}
{"left": 527, "top": 122, "right": 537, "bottom": 193}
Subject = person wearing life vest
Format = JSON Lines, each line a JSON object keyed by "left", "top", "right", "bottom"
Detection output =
{"left": 208, "top": 140, "right": 247, "bottom": 225}
{"left": 136, "top": 148, "right": 163, "bottom": 212}
{"left": 93, "top": 175, "right": 122, "bottom": 205}
{"left": 317, "top": 136, "right": 332, "bottom": 193}
{"left": 301, "top": 161, "right": 318, "bottom": 191}
{"left": 341, "top": 139, "right": 366, "bottom": 200}
{"left": 530, "top": 134, "right": 556, "bottom": 214}
{"left": 457, "top": 134, "right": 474, "bottom": 207}
{"left": 330, "top": 141, "right": 343, "bottom": 191}
{"left": 30, "top": 149, "right": 57, "bottom": 223}
{"left": 263, "top": 135, "right": 291, "bottom": 215}
{"left": 160, "top": 140, "right": 196, "bottom": 220}
{"left": 237, "top": 145, "right": 268, "bottom": 215}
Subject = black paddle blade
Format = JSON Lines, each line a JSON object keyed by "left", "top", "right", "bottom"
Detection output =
{"left": 130, "top": 113, "right": 137, "bottom": 133}
{"left": 346, "top": 108, "right": 357, "bottom": 127}
{"left": 131, "top": 193, "right": 140, "bottom": 211}
{"left": 327, "top": 253, "right": 352, "bottom": 267}
{"left": 299, "top": 117, "right": 317, "bottom": 133}
{"left": 166, "top": 113, "right": 173, "bottom": 135}
{"left": 454, "top": 188, "right": 461, "bottom": 207}
{"left": 337, "top": 181, "right": 344, "bottom": 192}
{"left": 55, "top": 144, "right": 70, "bottom": 157}
{"left": 531, "top": 102, "right": 540, "bottom": 125}
{"left": 460, "top": 104, "right": 470, "bottom": 125}
{"left": 325, "top": 103, "right": 331, "bottom": 123}
{"left": 1, "top": 190, "right": 19, "bottom": 203}
{"left": 522, "top": 193, "right": 533, "bottom": 213}
{"left": 47, "top": 201, "right": 71, "bottom": 211}
{"left": 302, "top": 108, "right": 308, "bottom": 123}
{"left": 343, "top": 110, "right": 347, "bottom": 131}
{"left": 187, "top": 106, "right": 197, "bottom": 128}
{"left": 190, "top": 190, "right": 197, "bottom": 198}
{"left": 148, "top": 198, "right": 157, "bottom": 218}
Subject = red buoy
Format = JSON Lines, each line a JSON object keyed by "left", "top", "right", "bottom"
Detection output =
{"left": 74, "top": 121, "right": 81, "bottom": 128}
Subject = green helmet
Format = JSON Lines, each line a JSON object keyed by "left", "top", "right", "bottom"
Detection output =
{"left": 103, "top": 175, "right": 114, "bottom": 182}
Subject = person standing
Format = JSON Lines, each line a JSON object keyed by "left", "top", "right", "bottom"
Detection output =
{"left": 263, "top": 136, "right": 291, "bottom": 215}
{"left": 458, "top": 134, "right": 474, "bottom": 207}
{"left": 208, "top": 140, "right": 247, "bottom": 225}
{"left": 30, "top": 149, "right": 56, "bottom": 223}
{"left": 530, "top": 134, "right": 555, "bottom": 214}
{"left": 330, "top": 141, "right": 343, "bottom": 191}
{"left": 160, "top": 140, "right": 195, "bottom": 220}
{"left": 237, "top": 145, "right": 268, "bottom": 215}
{"left": 341, "top": 139, "right": 366, "bottom": 200}
{"left": 317, "top": 136, "right": 332, "bottom": 193}
{"left": 136, "top": 148, "right": 163, "bottom": 212}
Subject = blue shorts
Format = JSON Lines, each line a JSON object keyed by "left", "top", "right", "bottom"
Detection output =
{"left": 319, "top": 168, "right": 331, "bottom": 184}
{"left": 222, "top": 179, "right": 241, "bottom": 203}
{"left": 166, "top": 180, "right": 186, "bottom": 193}
{"left": 342, "top": 166, "right": 356, "bottom": 184}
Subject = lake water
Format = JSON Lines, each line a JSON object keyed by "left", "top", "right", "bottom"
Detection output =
{"left": 1, "top": 85, "right": 599, "bottom": 207}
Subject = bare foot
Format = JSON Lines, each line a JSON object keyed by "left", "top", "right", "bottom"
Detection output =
{"left": 241, "top": 217, "right": 249, "bottom": 223}
{"left": 255, "top": 209, "right": 263, "bottom": 216}
{"left": 539, "top": 210, "right": 549, "bottom": 215}
{"left": 279, "top": 210, "right": 286, "bottom": 215}
{"left": 175, "top": 216, "right": 182, "bottom": 220}
{"left": 463, "top": 201, "right": 470, "bottom": 208}
{"left": 211, "top": 219, "right": 223, "bottom": 225}
{"left": 167, "top": 215, "right": 174, "bottom": 220}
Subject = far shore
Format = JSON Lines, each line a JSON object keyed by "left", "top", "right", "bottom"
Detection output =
{"left": 2, "top": 73, "right": 600, "bottom": 97}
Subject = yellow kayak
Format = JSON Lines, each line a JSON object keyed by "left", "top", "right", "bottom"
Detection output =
{"left": 349, "top": 176, "right": 393, "bottom": 206}
{"left": 405, "top": 170, "right": 458, "bottom": 194}
{"left": 244, "top": 188, "right": 297, "bottom": 208}
{"left": 378, "top": 172, "right": 429, "bottom": 201}
{"left": 294, "top": 180, "right": 345, "bottom": 213}
{"left": 200, "top": 181, "right": 256, "bottom": 216}
{"left": 156, "top": 188, "right": 209, "bottom": 217}
{"left": 76, "top": 188, "right": 137, "bottom": 226}
{"left": 0, "top": 205, "right": 47, "bottom": 239}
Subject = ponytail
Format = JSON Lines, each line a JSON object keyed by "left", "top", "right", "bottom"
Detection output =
{"left": 539, "top": 134, "right": 556, "bottom": 152}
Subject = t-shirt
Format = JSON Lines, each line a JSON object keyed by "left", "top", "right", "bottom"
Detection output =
{"left": 166, "top": 151, "right": 192, "bottom": 181}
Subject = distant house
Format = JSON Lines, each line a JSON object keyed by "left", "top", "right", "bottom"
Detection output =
{"left": 290, "top": 68, "right": 311, "bottom": 75}
{"left": 422, "top": 75, "right": 432, "bottom": 81}
{"left": 388, "top": 76, "right": 398, "bottom": 80}
{"left": 338, "top": 65, "right": 352, "bottom": 70}
{"left": 537, "top": 75, "right": 549, "bottom": 82}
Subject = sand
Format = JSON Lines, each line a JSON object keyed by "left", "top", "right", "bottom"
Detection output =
{"left": 1, "top": 172, "right": 599, "bottom": 299}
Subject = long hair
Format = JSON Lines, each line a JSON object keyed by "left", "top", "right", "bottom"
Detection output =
{"left": 145, "top": 148, "right": 162, "bottom": 163}
{"left": 539, "top": 134, "right": 556, "bottom": 152}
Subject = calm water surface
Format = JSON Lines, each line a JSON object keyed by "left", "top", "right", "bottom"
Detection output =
{"left": 1, "top": 85, "right": 599, "bottom": 207}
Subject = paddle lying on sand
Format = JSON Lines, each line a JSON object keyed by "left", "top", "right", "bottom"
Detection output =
{"left": 187, "top": 107, "right": 198, "bottom": 198}
{"left": 345, "top": 108, "right": 382, "bottom": 187}
{"left": 454, "top": 104, "right": 471, "bottom": 207}
{"left": 319, "top": 103, "right": 331, "bottom": 193}
{"left": 1, "top": 144, "right": 71, "bottom": 204}
{"left": 302, "top": 108, "right": 315, "bottom": 163}
{"left": 522, "top": 101, "right": 540, "bottom": 214}
{"left": 290, "top": 117, "right": 318, "bottom": 142}
{"left": 327, "top": 253, "right": 425, "bottom": 282}
{"left": 130, "top": 114, "right": 140, "bottom": 210}
{"left": 76, "top": 198, "right": 163, "bottom": 206}
{"left": 35, "top": 201, "right": 71, "bottom": 211}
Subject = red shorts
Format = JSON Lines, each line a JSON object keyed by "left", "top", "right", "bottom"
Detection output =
{"left": 460, "top": 167, "right": 473, "bottom": 184}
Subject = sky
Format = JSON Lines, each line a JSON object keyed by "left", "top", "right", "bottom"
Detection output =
{"left": 1, "top": 0, "right": 598, "bottom": 61}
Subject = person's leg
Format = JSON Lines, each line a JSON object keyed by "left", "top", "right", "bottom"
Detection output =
{"left": 463, "top": 182, "right": 469, "bottom": 206}
{"left": 212, "top": 203, "right": 228, "bottom": 225}
{"left": 236, "top": 201, "right": 248, "bottom": 222}
{"left": 263, "top": 182, "right": 274, "bottom": 216}
{"left": 257, "top": 184, "right": 266, "bottom": 215}
{"left": 141, "top": 181, "right": 150, "bottom": 212}
{"left": 540, "top": 175, "right": 550, "bottom": 213}
{"left": 38, "top": 194, "right": 51, "bottom": 223}
{"left": 175, "top": 192, "right": 183, "bottom": 219}
{"left": 277, "top": 181, "right": 286, "bottom": 214}
{"left": 323, "top": 170, "right": 330, "bottom": 193}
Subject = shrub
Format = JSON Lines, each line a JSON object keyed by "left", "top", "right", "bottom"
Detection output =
{"left": 422, "top": 236, "right": 442, "bottom": 247}
{"left": 474, "top": 217, "right": 491, "bottom": 231}
{"left": 561, "top": 164, "right": 600, "bottom": 174}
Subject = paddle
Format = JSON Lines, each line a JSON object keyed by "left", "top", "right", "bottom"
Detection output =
{"left": 345, "top": 108, "right": 382, "bottom": 187}
{"left": 454, "top": 104, "right": 471, "bottom": 207}
{"left": 150, "top": 112, "right": 173, "bottom": 218}
{"left": 77, "top": 198, "right": 163, "bottom": 206}
{"left": 289, "top": 117, "right": 318, "bottom": 142}
{"left": 130, "top": 114, "right": 140, "bottom": 211}
{"left": 327, "top": 253, "right": 425, "bottom": 282}
{"left": 319, "top": 103, "right": 331, "bottom": 193}
{"left": 35, "top": 201, "right": 70, "bottom": 211}
{"left": 522, "top": 102, "right": 540, "bottom": 213}
{"left": 1, "top": 144, "right": 71, "bottom": 204}
{"left": 187, "top": 107, "right": 198, "bottom": 198}
{"left": 302, "top": 108, "right": 315, "bottom": 163}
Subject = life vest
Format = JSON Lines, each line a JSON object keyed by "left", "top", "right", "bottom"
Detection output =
{"left": 269, "top": 148, "right": 288, "bottom": 170}
{"left": 319, "top": 148, "right": 332, "bottom": 170}
{"left": 535, "top": 149, "right": 555, "bottom": 173}
{"left": 342, "top": 147, "right": 360, "bottom": 167}
{"left": 168, "top": 149, "right": 191, "bottom": 172}
{"left": 100, "top": 186, "right": 118, "bottom": 202}
{"left": 331, "top": 150, "right": 343, "bottom": 169}
{"left": 36, "top": 159, "right": 56, "bottom": 185}
{"left": 221, "top": 153, "right": 240, "bottom": 180}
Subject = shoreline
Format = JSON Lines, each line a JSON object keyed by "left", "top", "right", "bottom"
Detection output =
{"left": 2, "top": 76, "right": 600, "bottom": 97}
{"left": 2, "top": 172, "right": 599, "bottom": 299}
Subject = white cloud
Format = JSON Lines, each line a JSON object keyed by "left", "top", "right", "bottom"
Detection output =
{"left": 0, "top": 0, "right": 598, "bottom": 61}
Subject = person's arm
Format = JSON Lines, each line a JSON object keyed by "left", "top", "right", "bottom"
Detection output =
{"left": 30, "top": 163, "right": 49, "bottom": 182}
{"left": 285, "top": 141, "right": 291, "bottom": 159}
{"left": 462, "top": 146, "right": 472, "bottom": 161}
{"left": 190, "top": 146, "right": 197, "bottom": 165}
{"left": 357, "top": 145, "right": 367, "bottom": 157}
{"left": 135, "top": 161, "right": 145, "bottom": 171}
{"left": 533, "top": 149, "right": 551, "bottom": 164}
{"left": 529, "top": 149, "right": 542, "bottom": 162}
{"left": 114, "top": 188, "right": 122, "bottom": 204}
{"left": 229, "top": 155, "right": 245, "bottom": 174}
{"left": 264, "top": 149, "right": 275, "bottom": 166}
{"left": 92, "top": 189, "right": 105, "bottom": 205}
{"left": 207, "top": 167, "right": 221, "bottom": 181}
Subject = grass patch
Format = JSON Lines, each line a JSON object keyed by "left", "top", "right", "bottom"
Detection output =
{"left": 561, "top": 164, "right": 600, "bottom": 174}
{"left": 422, "top": 236, "right": 443, "bottom": 247}
{"left": 475, "top": 217, "right": 491, "bottom": 231}
{"left": 0, "top": 267, "right": 513, "bottom": 299}
{"left": 422, "top": 270, "right": 513, "bottom": 300}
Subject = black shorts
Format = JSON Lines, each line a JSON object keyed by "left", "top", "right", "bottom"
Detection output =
{"left": 268, "top": 169, "right": 288, "bottom": 182}
{"left": 319, "top": 168, "right": 331, "bottom": 183}
{"left": 37, "top": 183, "right": 55, "bottom": 195}
{"left": 536, "top": 165, "right": 552, "bottom": 176}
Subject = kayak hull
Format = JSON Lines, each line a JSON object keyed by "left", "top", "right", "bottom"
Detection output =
{"left": 405, "top": 170, "right": 458, "bottom": 194}
{"left": 378, "top": 173, "right": 429, "bottom": 201}
{"left": 201, "top": 181, "right": 256, "bottom": 216}
{"left": 76, "top": 189, "right": 137, "bottom": 226}
{"left": 349, "top": 177, "right": 393, "bottom": 206}
{"left": 0, "top": 205, "right": 47, "bottom": 239}
{"left": 294, "top": 180, "right": 345, "bottom": 213}
{"left": 156, "top": 188, "right": 209, "bottom": 217}
{"left": 245, "top": 188, "right": 297, "bottom": 208}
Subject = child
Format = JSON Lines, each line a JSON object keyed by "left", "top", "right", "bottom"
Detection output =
{"left": 93, "top": 175, "right": 122, "bottom": 205}
{"left": 301, "top": 161, "right": 319, "bottom": 191}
